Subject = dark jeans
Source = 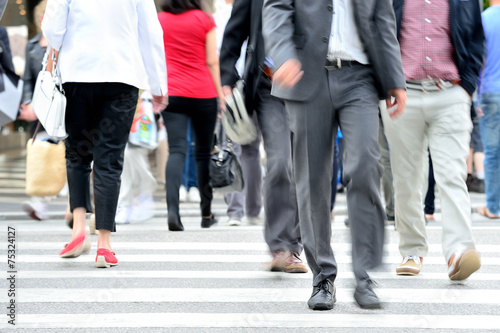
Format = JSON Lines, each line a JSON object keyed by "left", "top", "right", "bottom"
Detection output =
{"left": 162, "top": 97, "right": 218, "bottom": 219}
{"left": 63, "top": 82, "right": 138, "bottom": 232}
{"left": 181, "top": 120, "right": 198, "bottom": 189}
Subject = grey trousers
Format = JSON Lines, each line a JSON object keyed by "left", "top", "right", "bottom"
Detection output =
{"left": 378, "top": 118, "right": 395, "bottom": 218}
{"left": 285, "top": 64, "right": 385, "bottom": 286}
{"left": 225, "top": 74, "right": 302, "bottom": 254}
{"left": 221, "top": 114, "right": 262, "bottom": 220}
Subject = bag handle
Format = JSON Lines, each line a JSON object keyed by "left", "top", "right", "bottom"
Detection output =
{"left": 31, "top": 121, "right": 42, "bottom": 143}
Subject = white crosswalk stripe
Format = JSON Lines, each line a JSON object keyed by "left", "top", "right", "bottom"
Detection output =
{"left": 1, "top": 217, "right": 499, "bottom": 331}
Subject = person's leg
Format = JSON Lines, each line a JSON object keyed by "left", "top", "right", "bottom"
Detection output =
{"left": 116, "top": 145, "right": 135, "bottom": 224}
{"left": 330, "top": 138, "right": 339, "bottom": 213}
{"left": 222, "top": 135, "right": 245, "bottom": 223}
{"left": 381, "top": 88, "right": 428, "bottom": 259}
{"left": 479, "top": 93, "right": 500, "bottom": 215}
{"left": 424, "top": 155, "right": 436, "bottom": 217}
{"left": 286, "top": 70, "right": 337, "bottom": 287}
{"left": 128, "top": 147, "right": 156, "bottom": 222}
{"left": 188, "top": 98, "right": 218, "bottom": 220}
{"left": 378, "top": 117, "right": 394, "bottom": 219}
{"left": 240, "top": 114, "right": 263, "bottom": 219}
{"left": 92, "top": 83, "right": 138, "bottom": 250}
{"left": 468, "top": 117, "right": 485, "bottom": 192}
{"left": 162, "top": 97, "right": 190, "bottom": 228}
{"left": 334, "top": 65, "right": 385, "bottom": 285}
{"left": 63, "top": 83, "right": 95, "bottom": 244}
{"left": 180, "top": 121, "right": 191, "bottom": 190}
{"left": 254, "top": 74, "right": 302, "bottom": 255}
{"left": 426, "top": 86, "right": 476, "bottom": 263}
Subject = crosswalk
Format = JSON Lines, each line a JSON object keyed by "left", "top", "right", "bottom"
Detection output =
{"left": 1, "top": 216, "right": 499, "bottom": 331}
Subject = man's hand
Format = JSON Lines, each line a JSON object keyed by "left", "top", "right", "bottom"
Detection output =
{"left": 152, "top": 95, "right": 168, "bottom": 114}
{"left": 19, "top": 104, "right": 38, "bottom": 122}
{"left": 273, "top": 59, "right": 303, "bottom": 89}
{"left": 385, "top": 88, "right": 407, "bottom": 119}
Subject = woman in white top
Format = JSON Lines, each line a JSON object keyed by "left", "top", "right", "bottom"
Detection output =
{"left": 42, "top": 0, "right": 167, "bottom": 268}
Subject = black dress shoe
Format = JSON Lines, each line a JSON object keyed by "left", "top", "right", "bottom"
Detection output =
{"left": 354, "top": 279, "right": 381, "bottom": 309}
{"left": 201, "top": 214, "right": 217, "bottom": 228}
{"left": 168, "top": 214, "right": 184, "bottom": 231}
{"left": 307, "top": 279, "right": 336, "bottom": 310}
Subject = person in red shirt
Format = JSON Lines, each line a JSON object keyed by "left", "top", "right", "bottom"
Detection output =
{"left": 158, "top": 0, "right": 225, "bottom": 231}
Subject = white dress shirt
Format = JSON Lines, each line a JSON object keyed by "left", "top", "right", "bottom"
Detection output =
{"left": 42, "top": 0, "right": 167, "bottom": 96}
{"left": 327, "top": 0, "right": 369, "bottom": 64}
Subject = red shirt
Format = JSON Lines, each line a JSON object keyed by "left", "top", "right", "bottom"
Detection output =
{"left": 399, "top": 0, "right": 460, "bottom": 82}
{"left": 158, "top": 10, "right": 217, "bottom": 98}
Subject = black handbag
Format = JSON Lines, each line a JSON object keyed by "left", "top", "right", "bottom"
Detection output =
{"left": 209, "top": 139, "right": 244, "bottom": 193}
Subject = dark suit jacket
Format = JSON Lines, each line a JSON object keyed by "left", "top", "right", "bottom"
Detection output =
{"left": 393, "top": 0, "right": 484, "bottom": 96}
{"left": 22, "top": 33, "right": 46, "bottom": 104}
{"left": 262, "top": 0, "right": 406, "bottom": 101}
{"left": 219, "top": 0, "right": 265, "bottom": 112}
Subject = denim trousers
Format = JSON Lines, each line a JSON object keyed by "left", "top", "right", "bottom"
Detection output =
{"left": 63, "top": 82, "right": 138, "bottom": 232}
{"left": 181, "top": 119, "right": 198, "bottom": 189}
{"left": 479, "top": 92, "right": 500, "bottom": 215}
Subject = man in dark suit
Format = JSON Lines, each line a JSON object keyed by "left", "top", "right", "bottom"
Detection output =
{"left": 262, "top": 0, "right": 406, "bottom": 309}
{"left": 220, "top": 0, "right": 307, "bottom": 273}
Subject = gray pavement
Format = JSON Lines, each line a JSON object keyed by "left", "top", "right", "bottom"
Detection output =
{"left": 1, "top": 148, "right": 499, "bottom": 331}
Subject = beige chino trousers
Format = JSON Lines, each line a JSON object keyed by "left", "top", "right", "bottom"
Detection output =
{"left": 381, "top": 85, "right": 476, "bottom": 263}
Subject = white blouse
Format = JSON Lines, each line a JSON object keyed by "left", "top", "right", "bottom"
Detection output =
{"left": 42, "top": 0, "right": 167, "bottom": 96}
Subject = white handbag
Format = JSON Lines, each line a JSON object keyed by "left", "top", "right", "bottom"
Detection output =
{"left": 31, "top": 49, "right": 67, "bottom": 140}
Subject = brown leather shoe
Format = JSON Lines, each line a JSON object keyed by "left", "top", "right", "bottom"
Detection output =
{"left": 269, "top": 250, "right": 289, "bottom": 271}
{"left": 284, "top": 252, "right": 308, "bottom": 273}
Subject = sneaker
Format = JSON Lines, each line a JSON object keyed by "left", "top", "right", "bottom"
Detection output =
{"left": 130, "top": 194, "right": 155, "bottom": 222}
{"left": 179, "top": 185, "right": 188, "bottom": 203}
{"left": 396, "top": 256, "right": 423, "bottom": 275}
{"left": 23, "top": 200, "right": 48, "bottom": 221}
{"left": 188, "top": 187, "right": 201, "bottom": 203}
{"left": 115, "top": 206, "right": 132, "bottom": 224}
{"left": 284, "top": 252, "right": 308, "bottom": 273}
{"left": 448, "top": 248, "right": 481, "bottom": 280}
{"left": 246, "top": 216, "right": 262, "bottom": 225}
{"left": 226, "top": 218, "right": 241, "bottom": 226}
{"left": 95, "top": 248, "right": 118, "bottom": 268}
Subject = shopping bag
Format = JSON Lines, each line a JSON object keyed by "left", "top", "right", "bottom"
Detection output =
{"left": 129, "top": 91, "right": 157, "bottom": 149}
{"left": 25, "top": 135, "right": 67, "bottom": 197}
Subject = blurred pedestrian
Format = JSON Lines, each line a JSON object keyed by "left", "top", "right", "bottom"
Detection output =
{"left": 263, "top": 0, "right": 406, "bottom": 309}
{"left": 42, "top": 0, "right": 167, "bottom": 267}
{"left": 382, "top": 0, "right": 483, "bottom": 279}
{"left": 220, "top": 0, "right": 306, "bottom": 273}
{"left": 18, "top": 0, "right": 50, "bottom": 221}
{"left": 478, "top": 0, "right": 500, "bottom": 219}
{"left": 158, "top": 0, "right": 225, "bottom": 231}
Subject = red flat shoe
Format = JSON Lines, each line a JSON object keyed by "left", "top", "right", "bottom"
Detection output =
{"left": 95, "top": 248, "right": 118, "bottom": 268}
{"left": 59, "top": 233, "right": 90, "bottom": 258}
